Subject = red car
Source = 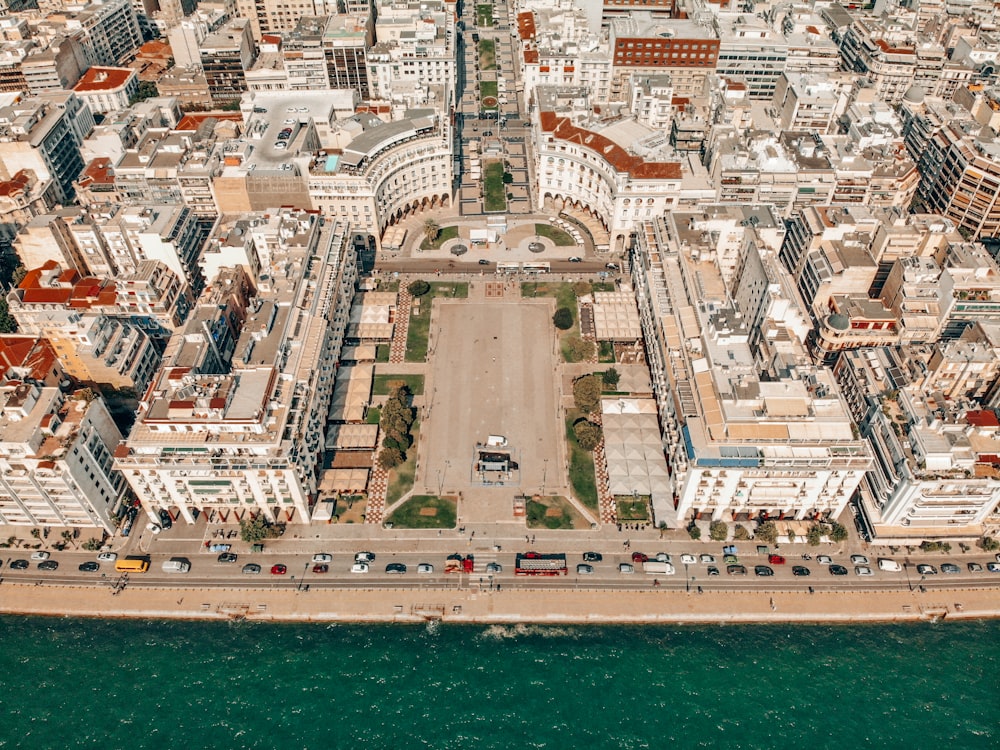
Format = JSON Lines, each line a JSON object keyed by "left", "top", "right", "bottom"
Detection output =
{"left": 270, "top": 564, "right": 287, "bottom": 575}
{"left": 631, "top": 552, "right": 649, "bottom": 563}
{"left": 768, "top": 554, "right": 786, "bottom": 565}
{"left": 312, "top": 564, "right": 328, "bottom": 574}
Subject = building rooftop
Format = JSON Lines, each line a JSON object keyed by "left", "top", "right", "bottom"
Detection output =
{"left": 74, "top": 66, "right": 134, "bottom": 92}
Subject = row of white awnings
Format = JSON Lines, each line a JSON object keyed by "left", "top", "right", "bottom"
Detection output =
{"left": 348, "top": 291, "right": 397, "bottom": 341}
{"left": 592, "top": 291, "right": 642, "bottom": 341}
{"left": 602, "top": 398, "right": 671, "bottom": 497}
{"left": 328, "top": 364, "right": 373, "bottom": 423}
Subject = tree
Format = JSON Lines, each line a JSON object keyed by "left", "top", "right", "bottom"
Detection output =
{"left": 82, "top": 538, "right": 102, "bottom": 551}
{"left": 687, "top": 523, "right": 702, "bottom": 540}
{"left": 602, "top": 367, "right": 620, "bottom": 389}
{"left": 378, "top": 446, "right": 404, "bottom": 470}
{"left": 979, "top": 536, "right": 1000, "bottom": 552}
{"left": 829, "top": 522, "right": 849, "bottom": 543}
{"left": 733, "top": 524, "right": 750, "bottom": 541}
{"left": 787, "top": 529, "right": 797, "bottom": 544}
{"left": 553, "top": 306, "right": 573, "bottom": 330}
{"left": 0, "top": 298, "right": 16, "bottom": 333}
{"left": 239, "top": 515, "right": 284, "bottom": 543}
{"left": 564, "top": 336, "right": 595, "bottom": 363}
{"left": 408, "top": 279, "right": 430, "bottom": 297}
{"left": 573, "top": 419, "right": 602, "bottom": 450}
{"left": 806, "top": 524, "right": 823, "bottom": 547}
{"left": 61, "top": 529, "right": 75, "bottom": 547}
{"left": 573, "top": 374, "right": 602, "bottom": 412}
{"left": 130, "top": 80, "right": 159, "bottom": 105}
{"left": 709, "top": 520, "right": 728, "bottom": 542}
{"left": 422, "top": 218, "right": 440, "bottom": 244}
{"left": 502, "top": 171, "right": 513, "bottom": 184}
{"left": 755, "top": 520, "right": 778, "bottom": 545}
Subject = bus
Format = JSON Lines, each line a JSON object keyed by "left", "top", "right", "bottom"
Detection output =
{"left": 115, "top": 556, "right": 150, "bottom": 573}
{"left": 515, "top": 552, "right": 567, "bottom": 576}
{"left": 522, "top": 262, "right": 550, "bottom": 274}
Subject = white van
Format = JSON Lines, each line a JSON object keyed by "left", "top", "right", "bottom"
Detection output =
{"left": 877, "top": 558, "right": 901, "bottom": 572}
{"left": 643, "top": 561, "right": 676, "bottom": 575}
{"left": 162, "top": 559, "right": 190, "bottom": 574}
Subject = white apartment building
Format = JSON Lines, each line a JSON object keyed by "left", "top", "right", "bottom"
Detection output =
{"left": 714, "top": 14, "right": 787, "bottom": 100}
{"left": 0, "top": 385, "right": 128, "bottom": 532}
{"left": 630, "top": 217, "right": 871, "bottom": 525}
{"left": 115, "top": 215, "right": 358, "bottom": 525}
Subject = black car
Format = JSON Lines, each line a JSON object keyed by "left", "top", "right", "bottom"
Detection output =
{"left": 478, "top": 259, "right": 490, "bottom": 265}
{"left": 829, "top": 564, "right": 849, "bottom": 576}
{"left": 582, "top": 552, "right": 603, "bottom": 563}
{"left": 158, "top": 509, "right": 172, "bottom": 530}
{"left": 38, "top": 560, "right": 59, "bottom": 571}
{"left": 706, "top": 566, "right": 720, "bottom": 576}
{"left": 78, "top": 561, "right": 100, "bottom": 572}
{"left": 217, "top": 553, "right": 238, "bottom": 564}
{"left": 386, "top": 563, "right": 407, "bottom": 574}
{"left": 754, "top": 565, "right": 774, "bottom": 577}
{"left": 10, "top": 559, "right": 29, "bottom": 570}
{"left": 792, "top": 565, "right": 811, "bottom": 577}
{"left": 727, "top": 564, "right": 747, "bottom": 576}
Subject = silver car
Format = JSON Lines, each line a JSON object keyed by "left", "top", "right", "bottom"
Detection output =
{"left": 576, "top": 563, "right": 594, "bottom": 575}
{"left": 619, "top": 563, "right": 635, "bottom": 574}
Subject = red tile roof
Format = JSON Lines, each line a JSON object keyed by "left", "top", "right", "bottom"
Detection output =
{"left": 523, "top": 49, "right": 539, "bottom": 64}
{"left": 539, "top": 111, "right": 683, "bottom": 180}
{"left": 77, "top": 158, "right": 115, "bottom": 188}
{"left": 967, "top": 410, "right": 1000, "bottom": 428}
{"left": 517, "top": 12, "right": 535, "bottom": 41}
{"left": 17, "top": 262, "right": 118, "bottom": 308}
{"left": 0, "top": 170, "right": 30, "bottom": 198}
{"left": 0, "top": 336, "right": 58, "bottom": 382}
{"left": 74, "top": 66, "right": 135, "bottom": 92}
{"left": 175, "top": 112, "right": 244, "bottom": 131}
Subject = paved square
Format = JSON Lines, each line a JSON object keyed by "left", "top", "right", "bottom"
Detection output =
{"left": 421, "top": 300, "right": 562, "bottom": 518}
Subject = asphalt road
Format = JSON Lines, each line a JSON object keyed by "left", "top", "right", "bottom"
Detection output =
{"left": 4, "top": 551, "right": 998, "bottom": 593}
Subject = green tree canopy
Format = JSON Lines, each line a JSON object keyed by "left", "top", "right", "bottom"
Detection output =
{"left": 688, "top": 523, "right": 702, "bottom": 540}
{"left": 553, "top": 306, "right": 573, "bottom": 330}
{"left": 806, "top": 524, "right": 823, "bottom": 546}
{"left": 240, "top": 515, "right": 284, "bottom": 543}
{"left": 709, "top": 520, "right": 728, "bottom": 541}
{"left": 755, "top": 520, "right": 778, "bottom": 545}
{"left": 573, "top": 419, "right": 602, "bottom": 451}
{"left": 408, "top": 279, "right": 431, "bottom": 297}
{"left": 733, "top": 524, "right": 750, "bottom": 540}
{"left": 573, "top": 374, "right": 602, "bottom": 413}
{"left": 378, "top": 446, "right": 404, "bottom": 469}
{"left": 602, "top": 367, "right": 620, "bottom": 389}
{"left": 829, "top": 522, "right": 849, "bottom": 542}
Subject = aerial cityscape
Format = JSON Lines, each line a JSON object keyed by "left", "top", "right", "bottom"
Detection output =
{"left": 0, "top": 0, "right": 999, "bottom": 628}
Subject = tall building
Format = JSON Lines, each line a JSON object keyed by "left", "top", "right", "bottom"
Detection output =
{"left": 714, "top": 14, "right": 787, "bottom": 100}
{"left": 201, "top": 19, "right": 258, "bottom": 106}
{"left": 323, "top": 14, "right": 372, "bottom": 99}
{"left": 115, "top": 215, "right": 358, "bottom": 525}
{"left": 0, "top": 385, "right": 128, "bottom": 533}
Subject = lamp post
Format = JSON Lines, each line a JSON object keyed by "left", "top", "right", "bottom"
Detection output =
{"left": 299, "top": 561, "right": 309, "bottom": 591}
{"left": 542, "top": 459, "right": 548, "bottom": 496}
{"left": 685, "top": 562, "right": 690, "bottom": 593}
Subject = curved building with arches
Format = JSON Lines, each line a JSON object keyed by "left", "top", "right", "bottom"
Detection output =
{"left": 534, "top": 108, "right": 683, "bottom": 254}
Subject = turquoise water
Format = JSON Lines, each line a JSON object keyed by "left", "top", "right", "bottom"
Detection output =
{"left": 0, "top": 617, "right": 997, "bottom": 749}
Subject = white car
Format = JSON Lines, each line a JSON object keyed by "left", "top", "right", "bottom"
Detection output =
{"left": 680, "top": 554, "right": 697, "bottom": 565}
{"left": 850, "top": 554, "right": 869, "bottom": 565}
{"left": 30, "top": 551, "right": 50, "bottom": 561}
{"left": 312, "top": 553, "right": 332, "bottom": 563}
{"left": 417, "top": 563, "right": 434, "bottom": 574}
{"left": 855, "top": 566, "right": 874, "bottom": 577}
{"left": 619, "top": 563, "right": 635, "bottom": 574}
{"left": 97, "top": 552, "right": 117, "bottom": 562}
{"left": 654, "top": 552, "right": 671, "bottom": 563}
{"left": 817, "top": 555, "right": 833, "bottom": 565}
{"left": 350, "top": 562, "right": 369, "bottom": 574}
{"left": 877, "top": 558, "right": 901, "bottom": 572}
{"left": 700, "top": 554, "right": 716, "bottom": 564}
{"left": 274, "top": 142, "right": 288, "bottom": 150}
{"left": 146, "top": 523, "right": 161, "bottom": 534}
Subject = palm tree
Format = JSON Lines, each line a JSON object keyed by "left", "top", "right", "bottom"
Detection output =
{"left": 423, "top": 218, "right": 440, "bottom": 245}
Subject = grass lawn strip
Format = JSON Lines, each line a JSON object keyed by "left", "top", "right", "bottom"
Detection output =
{"left": 386, "top": 420, "right": 419, "bottom": 503}
{"left": 476, "top": 4, "right": 493, "bottom": 26}
{"left": 480, "top": 80, "right": 498, "bottom": 99}
{"left": 387, "top": 494, "right": 457, "bottom": 529}
{"left": 419, "top": 225, "right": 458, "bottom": 251}
{"left": 478, "top": 39, "right": 496, "bottom": 69}
{"left": 565, "top": 410, "right": 599, "bottom": 511}
{"left": 616, "top": 496, "right": 650, "bottom": 522}
{"left": 404, "top": 282, "right": 469, "bottom": 362}
{"left": 483, "top": 160, "right": 506, "bottom": 212}
{"left": 534, "top": 224, "right": 575, "bottom": 246}
{"left": 526, "top": 495, "right": 588, "bottom": 530}
{"left": 373, "top": 373, "right": 425, "bottom": 396}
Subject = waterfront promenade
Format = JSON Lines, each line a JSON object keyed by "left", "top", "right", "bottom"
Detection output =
{"left": 2, "top": 580, "right": 997, "bottom": 625}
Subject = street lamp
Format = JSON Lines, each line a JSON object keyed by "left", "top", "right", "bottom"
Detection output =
{"left": 542, "top": 459, "right": 548, "bottom": 495}
{"left": 685, "top": 562, "right": 690, "bottom": 593}
{"left": 299, "top": 561, "right": 309, "bottom": 591}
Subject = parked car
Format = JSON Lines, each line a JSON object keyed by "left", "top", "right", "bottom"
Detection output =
{"left": 355, "top": 552, "right": 375, "bottom": 563}
{"left": 792, "top": 565, "right": 811, "bottom": 577}
{"left": 754, "top": 565, "right": 774, "bottom": 577}
{"left": 38, "top": 560, "right": 59, "bottom": 571}
{"left": 878, "top": 558, "right": 901, "bottom": 572}
{"left": 654, "top": 553, "right": 671, "bottom": 563}
{"left": 217, "top": 553, "right": 238, "bottom": 564}
{"left": 723, "top": 554, "right": 739, "bottom": 565}
{"left": 312, "top": 553, "right": 332, "bottom": 563}
{"left": 158, "top": 510, "right": 173, "bottom": 529}
{"left": 817, "top": 555, "right": 833, "bottom": 565}
{"left": 78, "top": 561, "right": 100, "bottom": 572}
{"left": 577, "top": 563, "right": 594, "bottom": 575}
{"left": 11, "top": 559, "right": 29, "bottom": 570}
{"left": 351, "top": 562, "right": 369, "bottom": 574}
{"left": 568, "top": 256, "right": 582, "bottom": 262}
{"left": 700, "top": 554, "right": 716, "bottom": 564}
{"left": 727, "top": 564, "right": 747, "bottom": 576}
{"left": 987, "top": 562, "right": 1000, "bottom": 573}
{"left": 312, "top": 564, "right": 329, "bottom": 574}
{"left": 97, "top": 552, "right": 117, "bottom": 562}
{"left": 618, "top": 563, "right": 635, "bottom": 574}
{"left": 768, "top": 554, "right": 786, "bottom": 565}
{"left": 242, "top": 564, "right": 261, "bottom": 575}
{"left": 855, "top": 566, "right": 874, "bottom": 577}
{"left": 940, "top": 563, "right": 960, "bottom": 575}
{"left": 30, "top": 551, "right": 50, "bottom": 561}
{"left": 417, "top": 563, "right": 434, "bottom": 574}
{"left": 146, "top": 523, "right": 161, "bottom": 535}
{"left": 706, "top": 566, "right": 720, "bottom": 576}
{"left": 478, "top": 259, "right": 490, "bottom": 265}
{"left": 485, "top": 562, "right": 502, "bottom": 574}
{"left": 582, "top": 552, "right": 602, "bottom": 563}
{"left": 916, "top": 564, "right": 938, "bottom": 575}
{"left": 829, "top": 564, "right": 849, "bottom": 576}
{"left": 270, "top": 564, "right": 287, "bottom": 575}
{"left": 386, "top": 563, "right": 407, "bottom": 574}
{"left": 680, "top": 554, "right": 697, "bottom": 565}
{"left": 967, "top": 562, "right": 983, "bottom": 573}
{"left": 850, "top": 554, "right": 869, "bottom": 565}
{"left": 631, "top": 552, "right": 648, "bottom": 563}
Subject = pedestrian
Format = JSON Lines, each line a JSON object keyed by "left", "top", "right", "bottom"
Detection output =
{"left": 653, "top": 579, "right": 660, "bottom": 587}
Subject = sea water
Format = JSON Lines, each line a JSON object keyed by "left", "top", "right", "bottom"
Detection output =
{"left": 0, "top": 617, "right": 996, "bottom": 749}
